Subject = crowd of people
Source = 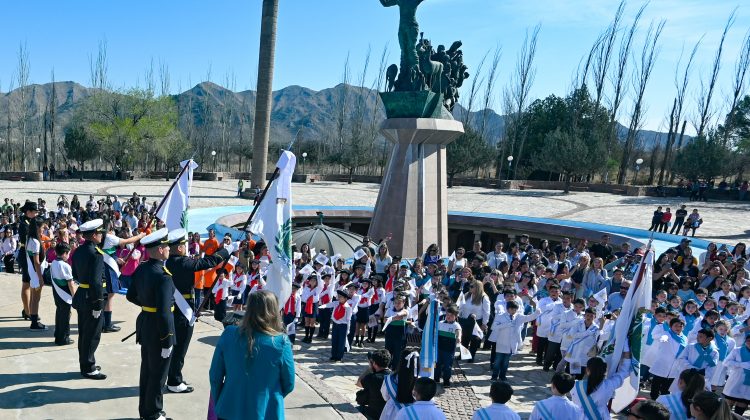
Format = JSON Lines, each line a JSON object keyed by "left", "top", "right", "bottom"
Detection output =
{"left": 5, "top": 191, "right": 750, "bottom": 420}
{"left": 269, "top": 232, "right": 750, "bottom": 419}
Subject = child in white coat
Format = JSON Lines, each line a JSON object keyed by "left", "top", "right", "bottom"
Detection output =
{"left": 489, "top": 300, "right": 540, "bottom": 381}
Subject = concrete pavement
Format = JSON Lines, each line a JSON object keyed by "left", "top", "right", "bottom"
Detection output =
{"left": 0, "top": 273, "right": 345, "bottom": 420}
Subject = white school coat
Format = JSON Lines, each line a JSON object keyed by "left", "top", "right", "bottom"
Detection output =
{"left": 548, "top": 305, "right": 576, "bottom": 344}
{"left": 559, "top": 311, "right": 584, "bottom": 352}
{"left": 536, "top": 296, "right": 562, "bottom": 337}
{"left": 641, "top": 321, "right": 668, "bottom": 368}
{"left": 529, "top": 396, "right": 582, "bottom": 420}
{"left": 394, "top": 401, "right": 446, "bottom": 420}
{"left": 710, "top": 334, "right": 736, "bottom": 386}
{"left": 667, "top": 343, "right": 719, "bottom": 393}
{"left": 472, "top": 403, "right": 520, "bottom": 420}
{"left": 719, "top": 345, "right": 750, "bottom": 402}
{"left": 570, "top": 358, "right": 630, "bottom": 420}
{"left": 488, "top": 309, "right": 542, "bottom": 354}
{"left": 564, "top": 320, "right": 600, "bottom": 374}
{"left": 649, "top": 331, "right": 688, "bottom": 379}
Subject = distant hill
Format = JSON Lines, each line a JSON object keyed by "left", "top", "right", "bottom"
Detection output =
{"left": 0, "top": 81, "right": 678, "bottom": 151}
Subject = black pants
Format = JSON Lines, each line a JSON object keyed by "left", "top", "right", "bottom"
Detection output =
{"left": 213, "top": 299, "right": 227, "bottom": 324}
{"left": 658, "top": 222, "right": 668, "bottom": 233}
{"left": 167, "top": 309, "right": 193, "bottom": 386}
{"left": 670, "top": 219, "right": 684, "bottom": 234}
{"left": 458, "top": 317, "right": 483, "bottom": 362}
{"left": 544, "top": 341, "right": 562, "bottom": 370}
{"left": 3, "top": 254, "right": 15, "bottom": 273}
{"left": 53, "top": 287, "right": 72, "bottom": 344}
{"left": 76, "top": 304, "right": 104, "bottom": 373}
{"left": 536, "top": 337, "right": 549, "bottom": 364}
{"left": 139, "top": 341, "right": 172, "bottom": 419}
{"left": 650, "top": 375, "right": 674, "bottom": 400}
{"left": 648, "top": 221, "right": 660, "bottom": 231}
{"left": 317, "top": 307, "right": 332, "bottom": 338}
{"left": 384, "top": 325, "right": 406, "bottom": 370}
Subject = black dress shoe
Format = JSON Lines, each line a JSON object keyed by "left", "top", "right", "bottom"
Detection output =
{"left": 81, "top": 371, "right": 107, "bottom": 380}
{"left": 22, "top": 309, "right": 28, "bottom": 320}
{"left": 167, "top": 384, "right": 195, "bottom": 393}
{"left": 30, "top": 322, "right": 47, "bottom": 331}
{"left": 55, "top": 338, "right": 75, "bottom": 345}
{"left": 102, "top": 325, "right": 121, "bottom": 333}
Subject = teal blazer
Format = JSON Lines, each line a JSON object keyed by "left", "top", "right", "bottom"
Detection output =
{"left": 209, "top": 326, "right": 295, "bottom": 420}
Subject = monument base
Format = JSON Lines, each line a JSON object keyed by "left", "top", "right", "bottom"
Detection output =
{"left": 368, "top": 118, "right": 464, "bottom": 258}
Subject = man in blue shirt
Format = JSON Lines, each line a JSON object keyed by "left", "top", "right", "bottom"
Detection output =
{"left": 607, "top": 280, "right": 630, "bottom": 312}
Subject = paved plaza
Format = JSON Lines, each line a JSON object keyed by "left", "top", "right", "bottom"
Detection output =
{"left": 2, "top": 179, "right": 747, "bottom": 243}
{"left": 0, "top": 178, "right": 748, "bottom": 419}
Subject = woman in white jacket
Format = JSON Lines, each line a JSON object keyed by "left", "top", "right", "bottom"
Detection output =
{"left": 722, "top": 334, "right": 750, "bottom": 416}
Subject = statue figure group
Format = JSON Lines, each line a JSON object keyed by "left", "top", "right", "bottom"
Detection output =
{"left": 379, "top": 0, "right": 469, "bottom": 111}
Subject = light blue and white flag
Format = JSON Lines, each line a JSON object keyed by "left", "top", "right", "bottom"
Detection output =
{"left": 419, "top": 297, "right": 439, "bottom": 377}
{"left": 248, "top": 151, "right": 296, "bottom": 305}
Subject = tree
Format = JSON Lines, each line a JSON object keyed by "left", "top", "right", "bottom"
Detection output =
{"left": 671, "top": 133, "right": 731, "bottom": 181}
{"left": 251, "top": 0, "right": 279, "bottom": 189}
{"left": 446, "top": 127, "right": 495, "bottom": 187}
{"left": 63, "top": 124, "right": 99, "bottom": 171}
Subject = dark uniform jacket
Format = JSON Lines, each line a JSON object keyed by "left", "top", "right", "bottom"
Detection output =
{"left": 166, "top": 248, "right": 229, "bottom": 304}
{"left": 127, "top": 259, "right": 176, "bottom": 349}
{"left": 72, "top": 241, "right": 106, "bottom": 311}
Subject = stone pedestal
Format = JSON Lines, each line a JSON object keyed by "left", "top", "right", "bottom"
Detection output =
{"left": 368, "top": 118, "right": 464, "bottom": 258}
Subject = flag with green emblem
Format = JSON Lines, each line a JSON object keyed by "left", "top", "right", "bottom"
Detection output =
{"left": 156, "top": 159, "right": 198, "bottom": 231}
{"left": 248, "top": 151, "right": 296, "bottom": 305}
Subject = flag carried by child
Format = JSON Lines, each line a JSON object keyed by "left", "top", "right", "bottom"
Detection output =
{"left": 419, "top": 297, "right": 439, "bottom": 377}
{"left": 156, "top": 159, "right": 199, "bottom": 230}
{"left": 248, "top": 151, "right": 297, "bottom": 305}
{"left": 600, "top": 245, "right": 654, "bottom": 412}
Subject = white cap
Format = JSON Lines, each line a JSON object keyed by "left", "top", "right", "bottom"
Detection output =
{"left": 167, "top": 228, "right": 188, "bottom": 245}
{"left": 141, "top": 228, "right": 169, "bottom": 248}
{"left": 80, "top": 219, "right": 104, "bottom": 233}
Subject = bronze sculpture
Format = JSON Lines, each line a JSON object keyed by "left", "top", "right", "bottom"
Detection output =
{"left": 378, "top": 0, "right": 468, "bottom": 111}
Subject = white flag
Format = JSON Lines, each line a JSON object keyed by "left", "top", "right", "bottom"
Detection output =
{"left": 156, "top": 159, "right": 198, "bottom": 230}
{"left": 607, "top": 249, "right": 654, "bottom": 412}
{"left": 248, "top": 151, "right": 296, "bottom": 306}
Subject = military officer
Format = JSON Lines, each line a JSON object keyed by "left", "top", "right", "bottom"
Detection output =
{"left": 164, "top": 228, "right": 229, "bottom": 394}
{"left": 127, "top": 228, "right": 175, "bottom": 420}
{"left": 71, "top": 218, "right": 107, "bottom": 380}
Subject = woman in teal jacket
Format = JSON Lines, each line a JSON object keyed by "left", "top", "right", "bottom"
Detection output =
{"left": 209, "top": 290, "right": 295, "bottom": 419}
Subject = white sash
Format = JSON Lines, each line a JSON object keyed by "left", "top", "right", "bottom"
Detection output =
{"left": 100, "top": 251, "right": 121, "bottom": 277}
{"left": 25, "top": 247, "right": 41, "bottom": 289}
{"left": 52, "top": 278, "right": 73, "bottom": 304}
{"left": 174, "top": 290, "right": 195, "bottom": 326}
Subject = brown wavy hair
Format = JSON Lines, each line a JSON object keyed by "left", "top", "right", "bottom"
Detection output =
{"left": 240, "top": 290, "right": 284, "bottom": 357}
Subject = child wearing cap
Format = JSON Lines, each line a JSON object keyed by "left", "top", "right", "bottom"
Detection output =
{"left": 330, "top": 290, "right": 353, "bottom": 362}
{"left": 366, "top": 277, "right": 386, "bottom": 344}
{"left": 383, "top": 293, "right": 409, "bottom": 370}
{"left": 346, "top": 282, "right": 361, "bottom": 349}
{"left": 229, "top": 264, "right": 247, "bottom": 311}
{"left": 300, "top": 274, "right": 324, "bottom": 343}
{"left": 354, "top": 278, "right": 375, "bottom": 348}
{"left": 316, "top": 273, "right": 335, "bottom": 339}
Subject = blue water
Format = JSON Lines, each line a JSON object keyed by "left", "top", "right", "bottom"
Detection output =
{"left": 187, "top": 205, "right": 719, "bottom": 254}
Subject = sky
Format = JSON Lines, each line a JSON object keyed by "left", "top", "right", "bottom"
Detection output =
{"left": 1, "top": 0, "right": 749, "bottom": 133}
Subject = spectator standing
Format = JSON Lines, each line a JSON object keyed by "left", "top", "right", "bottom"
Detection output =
{"left": 671, "top": 205, "right": 688, "bottom": 235}
{"left": 649, "top": 206, "right": 664, "bottom": 231}
{"left": 209, "top": 290, "right": 295, "bottom": 419}
{"left": 659, "top": 207, "right": 672, "bottom": 233}
{"left": 590, "top": 235, "right": 613, "bottom": 261}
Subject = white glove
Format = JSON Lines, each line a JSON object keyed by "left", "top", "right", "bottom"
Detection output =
{"left": 161, "top": 346, "right": 173, "bottom": 359}
{"left": 92, "top": 310, "right": 101, "bottom": 319}
{"left": 659, "top": 335, "right": 669, "bottom": 343}
{"left": 231, "top": 241, "right": 241, "bottom": 253}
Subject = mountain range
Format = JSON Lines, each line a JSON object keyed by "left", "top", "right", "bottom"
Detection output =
{"left": 0, "top": 81, "right": 673, "bottom": 150}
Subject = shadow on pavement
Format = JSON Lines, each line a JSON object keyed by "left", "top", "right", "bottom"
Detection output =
{"left": 197, "top": 335, "right": 220, "bottom": 347}
{"left": 0, "top": 384, "right": 139, "bottom": 409}
{"left": 0, "top": 371, "right": 80, "bottom": 390}
{"left": 0, "top": 339, "right": 58, "bottom": 351}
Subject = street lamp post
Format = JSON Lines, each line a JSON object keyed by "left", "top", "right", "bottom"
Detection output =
{"left": 633, "top": 158, "right": 644, "bottom": 185}
{"left": 507, "top": 155, "right": 514, "bottom": 180}
{"left": 302, "top": 152, "right": 308, "bottom": 174}
{"left": 35, "top": 147, "right": 41, "bottom": 172}
{"left": 124, "top": 149, "right": 129, "bottom": 172}
{"left": 211, "top": 150, "right": 217, "bottom": 172}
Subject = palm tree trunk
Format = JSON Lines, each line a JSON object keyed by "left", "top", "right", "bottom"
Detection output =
{"left": 251, "top": 0, "right": 279, "bottom": 189}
